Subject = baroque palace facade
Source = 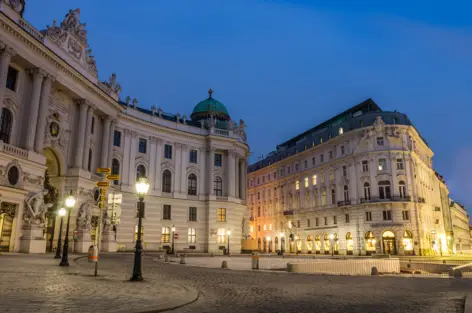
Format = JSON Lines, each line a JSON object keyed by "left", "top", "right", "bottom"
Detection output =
{"left": 0, "top": 2, "right": 248, "bottom": 253}
{"left": 247, "top": 99, "right": 471, "bottom": 256}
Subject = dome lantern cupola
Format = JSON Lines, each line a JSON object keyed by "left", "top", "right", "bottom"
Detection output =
{"left": 190, "top": 89, "right": 230, "bottom": 121}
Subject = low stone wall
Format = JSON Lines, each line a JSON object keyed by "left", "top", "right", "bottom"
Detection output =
{"left": 287, "top": 259, "right": 400, "bottom": 275}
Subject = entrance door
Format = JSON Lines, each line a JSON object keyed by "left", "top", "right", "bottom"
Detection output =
{"left": 382, "top": 231, "right": 397, "bottom": 255}
{"left": 0, "top": 214, "right": 13, "bottom": 252}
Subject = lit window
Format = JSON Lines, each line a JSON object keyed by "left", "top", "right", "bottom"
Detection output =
{"left": 269, "top": 224, "right": 272, "bottom": 230}
{"left": 319, "top": 137, "right": 323, "bottom": 144}
{"left": 217, "top": 228, "right": 226, "bottom": 243}
{"left": 295, "top": 180, "right": 300, "bottom": 190}
{"left": 188, "top": 228, "right": 196, "bottom": 243}
{"left": 312, "top": 174, "right": 317, "bottom": 185}
{"left": 217, "top": 208, "right": 226, "bottom": 222}
{"left": 338, "top": 127, "right": 343, "bottom": 135}
{"left": 304, "top": 177, "right": 309, "bottom": 188}
{"left": 263, "top": 224, "right": 267, "bottom": 231}
{"left": 161, "top": 227, "right": 170, "bottom": 243}
{"left": 378, "top": 158, "right": 387, "bottom": 171}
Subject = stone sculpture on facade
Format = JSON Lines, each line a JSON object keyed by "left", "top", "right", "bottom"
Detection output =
{"left": 23, "top": 190, "right": 53, "bottom": 226}
{"left": 76, "top": 201, "right": 93, "bottom": 230}
{"left": 102, "top": 73, "right": 122, "bottom": 95}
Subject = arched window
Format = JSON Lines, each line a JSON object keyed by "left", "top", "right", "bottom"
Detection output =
{"left": 136, "top": 164, "right": 146, "bottom": 180}
{"left": 378, "top": 181, "right": 391, "bottom": 200}
{"left": 111, "top": 158, "right": 120, "bottom": 185}
{"left": 363, "top": 182, "right": 371, "bottom": 200}
{"left": 0, "top": 108, "right": 12, "bottom": 144}
{"left": 87, "top": 149, "right": 92, "bottom": 172}
{"left": 188, "top": 173, "right": 197, "bottom": 195}
{"left": 399, "top": 180, "right": 406, "bottom": 198}
{"left": 343, "top": 185, "right": 349, "bottom": 201}
{"left": 331, "top": 189, "right": 336, "bottom": 205}
{"left": 214, "top": 176, "right": 223, "bottom": 196}
{"left": 162, "top": 170, "right": 172, "bottom": 193}
{"left": 346, "top": 232, "right": 352, "bottom": 240}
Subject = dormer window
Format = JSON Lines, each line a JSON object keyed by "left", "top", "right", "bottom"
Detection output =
{"left": 377, "top": 137, "right": 384, "bottom": 146}
{"left": 338, "top": 127, "right": 344, "bottom": 135}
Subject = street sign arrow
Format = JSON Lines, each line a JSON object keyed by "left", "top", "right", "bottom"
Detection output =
{"left": 97, "top": 168, "right": 111, "bottom": 174}
{"left": 106, "top": 174, "right": 120, "bottom": 180}
{"left": 96, "top": 181, "right": 110, "bottom": 187}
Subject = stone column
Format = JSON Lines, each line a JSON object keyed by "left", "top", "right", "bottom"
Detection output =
{"left": 33, "top": 74, "right": 54, "bottom": 153}
{"left": 73, "top": 100, "right": 90, "bottom": 168}
{"left": 25, "top": 68, "right": 46, "bottom": 151}
{"left": 107, "top": 119, "right": 116, "bottom": 167}
{"left": 122, "top": 129, "right": 132, "bottom": 186}
{"left": 180, "top": 144, "right": 188, "bottom": 194}
{"left": 0, "top": 44, "right": 16, "bottom": 109}
{"left": 149, "top": 136, "right": 157, "bottom": 189}
{"left": 100, "top": 116, "right": 111, "bottom": 168}
{"left": 239, "top": 158, "right": 247, "bottom": 200}
{"left": 127, "top": 131, "right": 137, "bottom": 185}
{"left": 174, "top": 143, "right": 182, "bottom": 194}
{"left": 154, "top": 139, "right": 163, "bottom": 191}
{"left": 199, "top": 147, "right": 206, "bottom": 196}
{"left": 227, "top": 150, "right": 236, "bottom": 198}
{"left": 81, "top": 105, "right": 94, "bottom": 169}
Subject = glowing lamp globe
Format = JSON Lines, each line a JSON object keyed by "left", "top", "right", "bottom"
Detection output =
{"left": 58, "top": 207, "right": 66, "bottom": 217}
{"left": 135, "top": 177, "right": 150, "bottom": 197}
{"left": 65, "top": 192, "right": 76, "bottom": 208}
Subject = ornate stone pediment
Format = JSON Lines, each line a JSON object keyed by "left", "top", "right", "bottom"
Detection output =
{"left": 41, "top": 9, "right": 97, "bottom": 78}
{"left": 44, "top": 112, "right": 70, "bottom": 155}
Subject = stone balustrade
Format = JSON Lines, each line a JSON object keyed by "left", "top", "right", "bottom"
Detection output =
{"left": 0, "top": 141, "right": 29, "bottom": 159}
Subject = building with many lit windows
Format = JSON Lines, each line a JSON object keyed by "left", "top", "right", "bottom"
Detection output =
{"left": 247, "top": 99, "right": 470, "bottom": 256}
{"left": 0, "top": 3, "right": 248, "bottom": 254}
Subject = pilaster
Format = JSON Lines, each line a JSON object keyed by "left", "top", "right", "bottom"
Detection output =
{"left": 73, "top": 99, "right": 90, "bottom": 167}
{"left": 25, "top": 68, "right": 46, "bottom": 151}
{"left": 122, "top": 129, "right": 132, "bottom": 186}
{"left": 174, "top": 143, "right": 182, "bottom": 194}
{"left": 0, "top": 44, "right": 16, "bottom": 109}
{"left": 100, "top": 116, "right": 111, "bottom": 168}
{"left": 81, "top": 104, "right": 94, "bottom": 169}
{"left": 180, "top": 144, "right": 188, "bottom": 194}
{"left": 127, "top": 131, "right": 138, "bottom": 185}
{"left": 34, "top": 74, "right": 55, "bottom": 153}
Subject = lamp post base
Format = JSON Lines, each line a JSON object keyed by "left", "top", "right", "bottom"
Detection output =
{"left": 59, "top": 260, "right": 69, "bottom": 267}
{"left": 130, "top": 274, "right": 144, "bottom": 282}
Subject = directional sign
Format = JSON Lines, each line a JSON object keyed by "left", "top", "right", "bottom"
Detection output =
{"left": 106, "top": 174, "right": 120, "bottom": 180}
{"left": 174, "top": 233, "right": 179, "bottom": 240}
{"left": 96, "top": 168, "right": 111, "bottom": 174}
{"left": 96, "top": 181, "right": 110, "bottom": 188}
{"left": 100, "top": 188, "right": 107, "bottom": 195}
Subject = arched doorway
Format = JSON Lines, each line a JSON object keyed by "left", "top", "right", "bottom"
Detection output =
{"left": 324, "top": 234, "right": 330, "bottom": 255}
{"left": 289, "top": 234, "right": 295, "bottom": 253}
{"left": 382, "top": 231, "right": 397, "bottom": 255}
{"left": 333, "top": 233, "right": 339, "bottom": 255}
{"left": 263, "top": 237, "right": 267, "bottom": 252}
{"left": 315, "top": 235, "right": 321, "bottom": 254}
{"left": 43, "top": 148, "right": 62, "bottom": 252}
{"left": 274, "top": 237, "right": 279, "bottom": 252}
{"left": 296, "top": 234, "right": 302, "bottom": 253}
{"left": 0, "top": 202, "right": 15, "bottom": 252}
{"left": 307, "top": 235, "right": 313, "bottom": 254}
{"left": 346, "top": 232, "right": 353, "bottom": 255}
{"left": 402, "top": 230, "right": 414, "bottom": 256}
{"left": 365, "top": 231, "right": 376, "bottom": 256}
{"left": 257, "top": 238, "right": 261, "bottom": 251}
{"left": 280, "top": 236, "right": 285, "bottom": 252}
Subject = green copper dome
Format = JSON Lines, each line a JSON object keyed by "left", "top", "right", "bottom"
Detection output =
{"left": 191, "top": 89, "right": 230, "bottom": 121}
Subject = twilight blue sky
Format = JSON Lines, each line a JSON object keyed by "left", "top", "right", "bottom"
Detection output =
{"left": 25, "top": 1, "right": 471, "bottom": 209}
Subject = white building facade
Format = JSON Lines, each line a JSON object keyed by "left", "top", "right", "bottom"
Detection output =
{"left": 247, "top": 99, "right": 469, "bottom": 256}
{"left": 0, "top": 3, "right": 248, "bottom": 254}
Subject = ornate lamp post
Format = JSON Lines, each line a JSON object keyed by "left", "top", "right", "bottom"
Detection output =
{"left": 130, "top": 177, "right": 150, "bottom": 282}
{"left": 171, "top": 225, "right": 176, "bottom": 255}
{"left": 329, "top": 234, "right": 334, "bottom": 256}
{"left": 54, "top": 207, "right": 66, "bottom": 259}
{"left": 227, "top": 230, "right": 231, "bottom": 256}
{"left": 59, "top": 191, "right": 76, "bottom": 266}
{"left": 280, "top": 233, "right": 285, "bottom": 254}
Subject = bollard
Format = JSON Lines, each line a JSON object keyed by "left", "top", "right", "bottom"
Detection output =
{"left": 180, "top": 254, "right": 186, "bottom": 264}
{"left": 371, "top": 267, "right": 378, "bottom": 276}
{"left": 252, "top": 252, "right": 259, "bottom": 270}
{"left": 221, "top": 260, "right": 228, "bottom": 269}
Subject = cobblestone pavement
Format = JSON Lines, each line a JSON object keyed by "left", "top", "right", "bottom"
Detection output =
{"left": 83, "top": 254, "right": 471, "bottom": 313}
{"left": 1, "top": 253, "right": 471, "bottom": 313}
{"left": 0, "top": 254, "right": 198, "bottom": 313}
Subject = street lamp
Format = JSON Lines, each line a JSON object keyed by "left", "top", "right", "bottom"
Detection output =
{"left": 227, "top": 230, "right": 231, "bottom": 256}
{"left": 59, "top": 191, "right": 75, "bottom": 266}
{"left": 171, "top": 225, "right": 176, "bottom": 255}
{"left": 280, "top": 233, "right": 285, "bottom": 254}
{"left": 130, "top": 177, "right": 150, "bottom": 282}
{"left": 54, "top": 207, "right": 66, "bottom": 259}
{"left": 267, "top": 236, "right": 271, "bottom": 253}
{"left": 329, "top": 234, "right": 334, "bottom": 256}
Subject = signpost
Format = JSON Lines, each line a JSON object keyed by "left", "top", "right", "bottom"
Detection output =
{"left": 174, "top": 233, "right": 179, "bottom": 240}
{"left": 93, "top": 168, "right": 119, "bottom": 277}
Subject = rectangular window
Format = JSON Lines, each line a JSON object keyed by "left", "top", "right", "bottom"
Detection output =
{"left": 274, "top": 172, "right": 277, "bottom": 179}
{"left": 320, "top": 172, "right": 324, "bottom": 183}
{"left": 315, "top": 218, "right": 319, "bottom": 226}
{"left": 91, "top": 117, "right": 95, "bottom": 134}
{"left": 217, "top": 228, "right": 226, "bottom": 244}
{"left": 138, "top": 138, "right": 147, "bottom": 153}
{"left": 5, "top": 66, "right": 18, "bottom": 91}
{"left": 312, "top": 157, "right": 315, "bottom": 165}
{"left": 287, "top": 166, "right": 291, "bottom": 174}
{"left": 329, "top": 151, "right": 333, "bottom": 159}
{"left": 163, "top": 205, "right": 171, "bottom": 220}
{"left": 262, "top": 177, "right": 265, "bottom": 183}
{"left": 320, "top": 154, "right": 324, "bottom": 163}
{"left": 383, "top": 210, "right": 392, "bottom": 221}
{"left": 217, "top": 208, "right": 226, "bottom": 222}
{"left": 402, "top": 210, "right": 410, "bottom": 221}
{"left": 188, "top": 228, "right": 196, "bottom": 243}
{"left": 295, "top": 164, "right": 299, "bottom": 171}
{"left": 362, "top": 160, "right": 369, "bottom": 172}
{"left": 377, "top": 137, "right": 384, "bottom": 146}
{"left": 330, "top": 170, "right": 334, "bottom": 181}
{"left": 304, "top": 177, "right": 309, "bottom": 188}
{"left": 214, "top": 153, "right": 222, "bottom": 167}
{"left": 333, "top": 216, "right": 337, "bottom": 224}
{"left": 164, "top": 144, "right": 172, "bottom": 159}
{"left": 312, "top": 174, "right": 317, "bottom": 185}
{"left": 366, "top": 211, "right": 372, "bottom": 221}
{"left": 342, "top": 166, "right": 347, "bottom": 177}
{"left": 304, "top": 160, "right": 308, "bottom": 168}
{"left": 257, "top": 192, "right": 260, "bottom": 200}
{"left": 324, "top": 217, "right": 328, "bottom": 225}
{"left": 189, "top": 150, "right": 198, "bottom": 163}
{"left": 189, "top": 207, "right": 197, "bottom": 221}
{"left": 378, "top": 158, "right": 387, "bottom": 171}
{"left": 161, "top": 227, "right": 170, "bottom": 243}
{"left": 113, "top": 130, "right": 121, "bottom": 147}
{"left": 307, "top": 219, "right": 311, "bottom": 227}
{"left": 397, "top": 158, "right": 404, "bottom": 170}
{"left": 295, "top": 180, "right": 300, "bottom": 190}
{"left": 263, "top": 224, "right": 267, "bottom": 231}
{"left": 341, "top": 145, "right": 345, "bottom": 155}
{"left": 345, "top": 214, "right": 350, "bottom": 223}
